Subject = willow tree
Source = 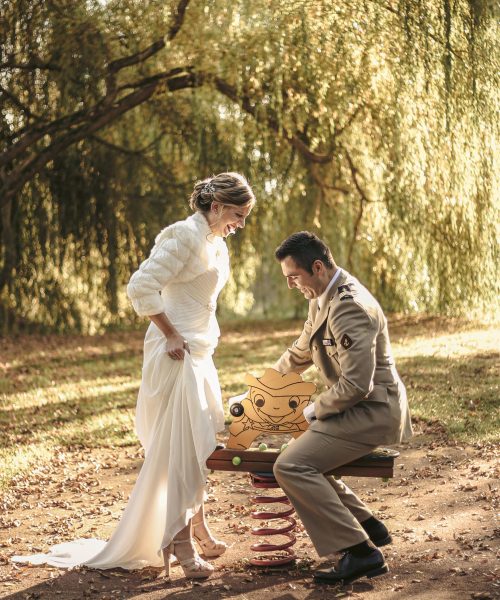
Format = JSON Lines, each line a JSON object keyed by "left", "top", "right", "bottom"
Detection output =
{"left": 0, "top": 0, "right": 498, "bottom": 332}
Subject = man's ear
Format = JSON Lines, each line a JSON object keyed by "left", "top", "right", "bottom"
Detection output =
{"left": 312, "top": 260, "right": 323, "bottom": 274}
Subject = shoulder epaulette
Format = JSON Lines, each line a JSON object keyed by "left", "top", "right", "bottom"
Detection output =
{"left": 337, "top": 283, "right": 354, "bottom": 301}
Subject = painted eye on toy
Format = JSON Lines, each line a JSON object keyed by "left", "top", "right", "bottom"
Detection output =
{"left": 254, "top": 394, "right": 265, "bottom": 408}
{"left": 288, "top": 396, "right": 299, "bottom": 409}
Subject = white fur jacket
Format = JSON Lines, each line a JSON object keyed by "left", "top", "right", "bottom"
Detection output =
{"left": 127, "top": 212, "right": 226, "bottom": 317}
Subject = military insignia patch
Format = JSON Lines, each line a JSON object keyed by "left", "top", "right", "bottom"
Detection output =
{"left": 340, "top": 334, "right": 353, "bottom": 349}
{"left": 322, "top": 338, "right": 334, "bottom": 346}
{"left": 338, "top": 284, "right": 353, "bottom": 301}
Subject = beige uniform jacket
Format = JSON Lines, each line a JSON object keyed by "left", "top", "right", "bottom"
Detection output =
{"left": 274, "top": 269, "right": 413, "bottom": 446}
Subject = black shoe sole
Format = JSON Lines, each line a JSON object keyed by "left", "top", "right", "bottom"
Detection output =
{"left": 372, "top": 535, "right": 392, "bottom": 547}
{"left": 365, "top": 564, "right": 390, "bottom": 580}
{"left": 314, "top": 563, "right": 389, "bottom": 585}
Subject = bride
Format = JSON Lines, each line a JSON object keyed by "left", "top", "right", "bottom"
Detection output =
{"left": 13, "top": 172, "right": 255, "bottom": 579}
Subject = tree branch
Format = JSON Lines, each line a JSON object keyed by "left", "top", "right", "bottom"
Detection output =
{"left": 308, "top": 163, "right": 350, "bottom": 206}
{"left": 1, "top": 70, "right": 201, "bottom": 208}
{"left": 103, "top": 0, "right": 191, "bottom": 99}
{"left": 343, "top": 145, "right": 387, "bottom": 268}
{"left": 347, "top": 197, "right": 365, "bottom": 270}
{"left": 343, "top": 147, "right": 373, "bottom": 204}
{"left": 117, "top": 67, "right": 194, "bottom": 91}
{"left": 0, "top": 108, "right": 90, "bottom": 168}
{"left": 106, "top": 0, "right": 190, "bottom": 75}
{"left": 214, "top": 77, "right": 336, "bottom": 164}
{"left": 167, "top": 0, "right": 191, "bottom": 40}
{"left": 107, "top": 39, "right": 167, "bottom": 75}
{"left": 1, "top": 64, "right": 197, "bottom": 170}
{"left": 90, "top": 131, "right": 167, "bottom": 156}
{"left": 3, "top": 0, "right": 192, "bottom": 160}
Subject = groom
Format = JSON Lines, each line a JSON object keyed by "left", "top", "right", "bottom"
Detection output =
{"left": 271, "top": 231, "right": 412, "bottom": 584}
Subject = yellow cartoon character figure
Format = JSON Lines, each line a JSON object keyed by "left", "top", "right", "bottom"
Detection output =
{"left": 227, "top": 368, "right": 317, "bottom": 450}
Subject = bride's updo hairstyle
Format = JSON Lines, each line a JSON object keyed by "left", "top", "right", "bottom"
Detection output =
{"left": 189, "top": 172, "right": 256, "bottom": 212}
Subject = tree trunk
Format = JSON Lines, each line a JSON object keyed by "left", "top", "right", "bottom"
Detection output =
{"left": 0, "top": 196, "right": 16, "bottom": 297}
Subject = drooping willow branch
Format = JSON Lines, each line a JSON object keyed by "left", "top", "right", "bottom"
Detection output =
{"left": 0, "top": 0, "right": 193, "bottom": 211}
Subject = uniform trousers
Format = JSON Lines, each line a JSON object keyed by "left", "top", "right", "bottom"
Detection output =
{"left": 273, "top": 428, "right": 377, "bottom": 556}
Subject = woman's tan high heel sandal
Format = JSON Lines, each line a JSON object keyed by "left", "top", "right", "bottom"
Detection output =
{"left": 192, "top": 519, "right": 228, "bottom": 558}
{"left": 163, "top": 538, "right": 214, "bottom": 579}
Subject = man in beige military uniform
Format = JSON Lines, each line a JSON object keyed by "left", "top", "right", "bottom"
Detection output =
{"left": 272, "top": 231, "right": 412, "bottom": 584}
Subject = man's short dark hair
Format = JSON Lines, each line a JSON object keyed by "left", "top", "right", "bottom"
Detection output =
{"left": 275, "top": 231, "right": 335, "bottom": 274}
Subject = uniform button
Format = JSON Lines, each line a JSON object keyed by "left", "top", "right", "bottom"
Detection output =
{"left": 313, "top": 345, "right": 318, "bottom": 351}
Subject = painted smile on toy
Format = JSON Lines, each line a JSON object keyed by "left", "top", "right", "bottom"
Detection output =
{"left": 250, "top": 392, "right": 305, "bottom": 423}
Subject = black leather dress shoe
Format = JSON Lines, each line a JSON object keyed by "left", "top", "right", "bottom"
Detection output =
{"left": 313, "top": 549, "right": 389, "bottom": 584}
{"left": 362, "top": 520, "right": 393, "bottom": 547}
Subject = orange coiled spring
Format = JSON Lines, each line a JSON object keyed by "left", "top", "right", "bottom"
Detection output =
{"left": 248, "top": 472, "right": 297, "bottom": 566}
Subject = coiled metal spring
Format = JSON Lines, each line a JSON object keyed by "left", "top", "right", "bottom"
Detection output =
{"left": 248, "top": 472, "right": 297, "bottom": 566}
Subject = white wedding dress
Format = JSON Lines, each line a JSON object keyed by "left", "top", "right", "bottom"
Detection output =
{"left": 13, "top": 212, "right": 229, "bottom": 569}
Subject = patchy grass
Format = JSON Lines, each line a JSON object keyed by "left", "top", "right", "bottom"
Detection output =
{"left": 389, "top": 316, "right": 499, "bottom": 444}
{"left": 0, "top": 317, "right": 498, "bottom": 490}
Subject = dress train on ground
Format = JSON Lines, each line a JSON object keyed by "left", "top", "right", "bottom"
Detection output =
{"left": 13, "top": 353, "right": 222, "bottom": 570}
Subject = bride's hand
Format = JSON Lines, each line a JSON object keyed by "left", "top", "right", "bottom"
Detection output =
{"left": 166, "top": 334, "right": 190, "bottom": 360}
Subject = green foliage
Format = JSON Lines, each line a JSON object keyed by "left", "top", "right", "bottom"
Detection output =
{"left": 0, "top": 0, "right": 498, "bottom": 332}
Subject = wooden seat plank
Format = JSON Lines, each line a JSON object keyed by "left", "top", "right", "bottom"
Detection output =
{"left": 206, "top": 447, "right": 399, "bottom": 478}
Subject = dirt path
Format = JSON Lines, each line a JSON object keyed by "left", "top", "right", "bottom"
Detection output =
{"left": 0, "top": 422, "right": 498, "bottom": 600}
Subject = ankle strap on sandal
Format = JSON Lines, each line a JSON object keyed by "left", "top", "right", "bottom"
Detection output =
{"left": 172, "top": 537, "right": 192, "bottom": 544}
